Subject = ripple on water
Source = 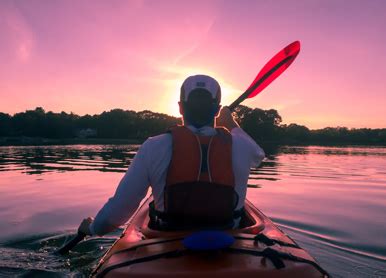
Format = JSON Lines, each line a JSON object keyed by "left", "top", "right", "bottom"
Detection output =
{"left": 0, "top": 231, "right": 120, "bottom": 277}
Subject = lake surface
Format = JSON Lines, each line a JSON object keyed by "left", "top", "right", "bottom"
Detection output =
{"left": 0, "top": 145, "right": 385, "bottom": 277}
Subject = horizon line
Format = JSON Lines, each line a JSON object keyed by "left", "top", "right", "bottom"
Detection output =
{"left": 1, "top": 106, "right": 385, "bottom": 131}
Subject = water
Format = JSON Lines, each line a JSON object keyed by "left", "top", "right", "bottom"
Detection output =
{"left": 0, "top": 145, "right": 385, "bottom": 277}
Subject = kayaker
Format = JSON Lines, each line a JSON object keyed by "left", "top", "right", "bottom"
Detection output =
{"left": 78, "top": 74, "right": 265, "bottom": 235}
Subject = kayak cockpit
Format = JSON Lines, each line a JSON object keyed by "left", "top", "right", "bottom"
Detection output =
{"left": 141, "top": 200, "right": 266, "bottom": 239}
{"left": 92, "top": 197, "right": 329, "bottom": 278}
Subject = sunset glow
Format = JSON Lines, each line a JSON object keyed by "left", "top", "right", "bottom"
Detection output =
{"left": 1, "top": 0, "right": 385, "bottom": 128}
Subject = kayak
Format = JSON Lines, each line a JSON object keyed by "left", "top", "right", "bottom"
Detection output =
{"left": 91, "top": 196, "right": 329, "bottom": 278}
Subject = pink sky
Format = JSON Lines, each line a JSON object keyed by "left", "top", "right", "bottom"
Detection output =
{"left": 1, "top": 0, "right": 385, "bottom": 129}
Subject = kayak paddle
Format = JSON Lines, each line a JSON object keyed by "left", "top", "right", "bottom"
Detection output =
{"left": 228, "top": 41, "right": 301, "bottom": 111}
{"left": 57, "top": 231, "right": 87, "bottom": 255}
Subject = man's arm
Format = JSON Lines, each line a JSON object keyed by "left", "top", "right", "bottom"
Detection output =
{"left": 231, "top": 128, "right": 265, "bottom": 167}
{"left": 78, "top": 141, "right": 151, "bottom": 236}
{"left": 216, "top": 107, "right": 265, "bottom": 167}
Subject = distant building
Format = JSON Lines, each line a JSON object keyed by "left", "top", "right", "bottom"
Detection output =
{"left": 76, "top": 128, "right": 97, "bottom": 138}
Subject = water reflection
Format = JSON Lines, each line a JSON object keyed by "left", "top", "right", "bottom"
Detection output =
{"left": 0, "top": 145, "right": 139, "bottom": 175}
{"left": 279, "top": 145, "right": 386, "bottom": 156}
{"left": 0, "top": 145, "right": 284, "bottom": 183}
{"left": 0, "top": 145, "right": 386, "bottom": 277}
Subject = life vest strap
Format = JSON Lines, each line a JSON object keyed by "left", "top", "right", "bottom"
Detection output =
{"left": 149, "top": 201, "right": 244, "bottom": 231}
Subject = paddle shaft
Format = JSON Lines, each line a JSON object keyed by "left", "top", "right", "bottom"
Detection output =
{"left": 57, "top": 232, "right": 86, "bottom": 255}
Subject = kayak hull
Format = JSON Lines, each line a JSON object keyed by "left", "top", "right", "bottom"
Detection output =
{"left": 92, "top": 196, "right": 328, "bottom": 278}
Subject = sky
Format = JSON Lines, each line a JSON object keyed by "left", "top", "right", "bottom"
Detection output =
{"left": 0, "top": 0, "right": 385, "bottom": 129}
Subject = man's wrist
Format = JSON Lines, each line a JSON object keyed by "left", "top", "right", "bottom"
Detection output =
{"left": 88, "top": 222, "right": 95, "bottom": 236}
{"left": 225, "top": 121, "right": 239, "bottom": 131}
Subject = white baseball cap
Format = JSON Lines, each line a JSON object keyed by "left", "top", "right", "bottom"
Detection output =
{"left": 180, "top": 74, "right": 221, "bottom": 103}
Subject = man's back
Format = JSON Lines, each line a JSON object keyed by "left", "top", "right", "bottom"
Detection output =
{"left": 145, "top": 125, "right": 264, "bottom": 211}
{"left": 79, "top": 75, "right": 265, "bottom": 236}
{"left": 89, "top": 124, "right": 264, "bottom": 235}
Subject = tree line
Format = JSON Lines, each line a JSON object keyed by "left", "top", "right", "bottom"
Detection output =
{"left": 0, "top": 107, "right": 179, "bottom": 140}
{"left": 232, "top": 106, "right": 386, "bottom": 146}
{"left": 0, "top": 106, "right": 385, "bottom": 145}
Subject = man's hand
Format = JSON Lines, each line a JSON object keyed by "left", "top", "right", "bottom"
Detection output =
{"left": 215, "top": 107, "right": 239, "bottom": 131}
{"left": 78, "top": 217, "right": 94, "bottom": 235}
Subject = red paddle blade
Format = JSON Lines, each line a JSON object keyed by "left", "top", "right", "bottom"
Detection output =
{"left": 247, "top": 41, "right": 300, "bottom": 98}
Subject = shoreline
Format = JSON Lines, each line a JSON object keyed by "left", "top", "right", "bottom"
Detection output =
{"left": 0, "top": 137, "right": 144, "bottom": 146}
{"left": 0, "top": 136, "right": 384, "bottom": 148}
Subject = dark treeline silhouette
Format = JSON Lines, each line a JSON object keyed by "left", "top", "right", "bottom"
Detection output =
{"left": 0, "top": 106, "right": 385, "bottom": 146}
{"left": 0, "top": 107, "right": 179, "bottom": 140}
{"left": 232, "top": 106, "right": 386, "bottom": 146}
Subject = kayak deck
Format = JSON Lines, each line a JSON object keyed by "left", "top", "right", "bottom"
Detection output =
{"left": 92, "top": 197, "right": 329, "bottom": 278}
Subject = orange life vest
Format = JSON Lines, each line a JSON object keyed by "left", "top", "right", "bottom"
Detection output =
{"left": 155, "top": 125, "right": 239, "bottom": 230}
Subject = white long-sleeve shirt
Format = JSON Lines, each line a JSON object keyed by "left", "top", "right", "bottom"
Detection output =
{"left": 90, "top": 126, "right": 265, "bottom": 236}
